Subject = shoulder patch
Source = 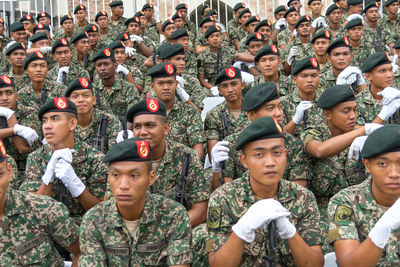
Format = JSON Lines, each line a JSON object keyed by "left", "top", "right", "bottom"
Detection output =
{"left": 334, "top": 205, "right": 353, "bottom": 222}
{"left": 205, "top": 239, "right": 215, "bottom": 252}
{"left": 308, "top": 129, "right": 321, "bottom": 136}
{"left": 207, "top": 207, "right": 222, "bottom": 229}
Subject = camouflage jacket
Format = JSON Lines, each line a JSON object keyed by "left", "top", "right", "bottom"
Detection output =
{"left": 283, "top": 37, "right": 314, "bottom": 64}
{"left": 316, "top": 25, "right": 346, "bottom": 40}
{"left": 145, "top": 19, "right": 160, "bottom": 45}
{"left": 253, "top": 74, "right": 295, "bottom": 97}
{"left": 0, "top": 34, "right": 10, "bottom": 50}
{"left": 74, "top": 21, "right": 89, "bottom": 34}
{"left": 229, "top": 26, "right": 246, "bottom": 44}
{"left": 378, "top": 15, "right": 400, "bottom": 44}
{"left": 79, "top": 193, "right": 192, "bottom": 266}
{"left": 184, "top": 20, "right": 196, "bottom": 35}
{"left": 363, "top": 23, "right": 391, "bottom": 52}
{"left": 2, "top": 68, "right": 30, "bottom": 91}
{"left": 108, "top": 17, "right": 128, "bottom": 40}
{"left": 206, "top": 173, "right": 323, "bottom": 266}
{"left": 277, "top": 28, "right": 293, "bottom": 48}
{"left": 194, "top": 32, "right": 230, "bottom": 49}
{"left": 320, "top": 68, "right": 337, "bottom": 91}
{"left": 46, "top": 63, "right": 89, "bottom": 87}
{"left": 181, "top": 73, "right": 212, "bottom": 110}
{"left": 227, "top": 19, "right": 240, "bottom": 35}
{"left": 356, "top": 87, "right": 382, "bottom": 125}
{"left": 350, "top": 36, "right": 376, "bottom": 67}
{"left": 184, "top": 50, "right": 198, "bottom": 77}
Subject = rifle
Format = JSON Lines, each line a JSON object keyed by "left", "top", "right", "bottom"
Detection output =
{"left": 375, "top": 26, "right": 382, "bottom": 52}
{"left": 94, "top": 88, "right": 102, "bottom": 110}
{"left": 350, "top": 81, "right": 358, "bottom": 95}
{"left": 92, "top": 115, "right": 107, "bottom": 153}
{"left": 121, "top": 114, "right": 128, "bottom": 140}
{"left": 40, "top": 86, "right": 47, "bottom": 140}
{"left": 176, "top": 151, "right": 190, "bottom": 206}
{"left": 264, "top": 221, "right": 278, "bottom": 267}
{"left": 220, "top": 110, "right": 229, "bottom": 185}
{"left": 303, "top": 109, "right": 309, "bottom": 129}
{"left": 0, "top": 116, "right": 7, "bottom": 129}
{"left": 216, "top": 47, "right": 222, "bottom": 75}
{"left": 152, "top": 50, "right": 156, "bottom": 66}
{"left": 83, "top": 53, "right": 88, "bottom": 68}
{"left": 61, "top": 71, "right": 67, "bottom": 84}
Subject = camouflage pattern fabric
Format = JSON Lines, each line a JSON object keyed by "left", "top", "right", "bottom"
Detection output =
{"left": 277, "top": 28, "right": 293, "bottom": 48}
{"left": 181, "top": 73, "right": 213, "bottom": 109}
{"left": 3, "top": 68, "right": 31, "bottom": 91}
{"left": 46, "top": 63, "right": 89, "bottom": 87}
{"left": 253, "top": 74, "right": 295, "bottom": 97}
{"left": 183, "top": 50, "right": 198, "bottom": 77}
{"left": 350, "top": 36, "right": 376, "bottom": 67}
{"left": 108, "top": 17, "right": 128, "bottom": 40}
{"left": 378, "top": 15, "right": 400, "bottom": 45}
{"left": 356, "top": 87, "right": 382, "bottom": 125}
{"left": 283, "top": 38, "right": 314, "bottom": 64}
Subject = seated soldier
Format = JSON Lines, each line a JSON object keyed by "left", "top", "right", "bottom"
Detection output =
{"left": 176, "top": 3, "right": 196, "bottom": 34}
{"left": 254, "top": 19, "right": 274, "bottom": 46}
{"left": 27, "top": 32, "right": 56, "bottom": 70}
{"left": 19, "top": 14, "right": 35, "bottom": 38}
{"left": 311, "top": 30, "right": 332, "bottom": 75}
{"left": 117, "top": 32, "right": 148, "bottom": 75}
{"left": 70, "top": 31, "right": 92, "bottom": 74}
{"left": 207, "top": 116, "right": 324, "bottom": 266}
{"left": 171, "top": 28, "right": 199, "bottom": 77}
{"left": 73, "top": 4, "right": 89, "bottom": 33}
{"left": 142, "top": 3, "right": 162, "bottom": 45}
{"left": 4, "top": 42, "right": 30, "bottom": 89}
{"left": 171, "top": 12, "right": 195, "bottom": 45}
{"left": 84, "top": 24, "right": 101, "bottom": 57}
{"left": 95, "top": 11, "right": 113, "bottom": 47}
{"left": 159, "top": 19, "right": 177, "bottom": 48}
{"left": 107, "top": 1, "right": 128, "bottom": 40}
{"left": 274, "top": 7, "right": 300, "bottom": 50}
{"left": 231, "top": 8, "right": 251, "bottom": 51}
{"left": 238, "top": 15, "right": 260, "bottom": 52}
{"left": 0, "top": 22, "right": 26, "bottom": 72}
{"left": 0, "top": 139, "right": 81, "bottom": 266}
{"left": 233, "top": 32, "right": 265, "bottom": 77}
{"left": 53, "top": 14, "right": 75, "bottom": 41}
{"left": 228, "top": 3, "right": 246, "bottom": 39}
{"left": 0, "top": 18, "right": 10, "bottom": 50}
{"left": 125, "top": 16, "right": 154, "bottom": 57}
{"left": 79, "top": 138, "right": 192, "bottom": 266}
{"left": 315, "top": 4, "right": 345, "bottom": 40}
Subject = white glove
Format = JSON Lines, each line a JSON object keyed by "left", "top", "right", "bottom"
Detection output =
{"left": 369, "top": 197, "right": 400, "bottom": 249}
{"left": 232, "top": 199, "right": 290, "bottom": 243}
{"left": 293, "top": 29, "right": 298, "bottom": 37}
{"left": 245, "top": 62, "right": 255, "bottom": 69}
{"left": 5, "top": 41, "right": 16, "bottom": 50}
{"left": 391, "top": 54, "right": 398, "bottom": 66}
{"left": 54, "top": 158, "right": 85, "bottom": 198}
{"left": 56, "top": 66, "right": 70, "bottom": 83}
{"left": 154, "top": 5, "right": 160, "bottom": 22}
{"left": 215, "top": 22, "right": 226, "bottom": 32}
{"left": 42, "top": 148, "right": 73, "bottom": 185}
{"left": 276, "top": 215, "right": 296, "bottom": 239}
{"left": 346, "top": 14, "right": 363, "bottom": 21}
{"left": 42, "top": 138, "right": 47, "bottom": 145}
{"left": 176, "top": 75, "right": 185, "bottom": 88}
{"left": 275, "top": 18, "right": 287, "bottom": 31}
{"left": 393, "top": 64, "right": 399, "bottom": 73}
{"left": 336, "top": 66, "right": 365, "bottom": 86}
{"left": 287, "top": 46, "right": 299, "bottom": 65}
{"left": 233, "top": 61, "right": 243, "bottom": 69}
{"left": 311, "top": 16, "right": 327, "bottom": 28}
{"left": 211, "top": 141, "right": 229, "bottom": 172}
{"left": 0, "top": 107, "right": 15, "bottom": 120}
{"left": 210, "top": 86, "right": 220, "bottom": 97}
{"left": 365, "top": 123, "right": 384, "bottom": 135}
{"left": 130, "top": 34, "right": 143, "bottom": 44}
{"left": 116, "top": 129, "right": 134, "bottom": 143}
{"left": 39, "top": 46, "right": 52, "bottom": 54}
{"left": 13, "top": 124, "right": 39, "bottom": 146}
{"left": 378, "top": 99, "right": 400, "bottom": 121}
{"left": 176, "top": 77, "right": 190, "bottom": 103}
{"left": 377, "top": 87, "right": 400, "bottom": 106}
{"left": 241, "top": 71, "right": 254, "bottom": 87}
{"left": 116, "top": 64, "right": 129, "bottom": 76}
{"left": 292, "top": 101, "right": 313, "bottom": 124}
{"left": 348, "top": 135, "right": 368, "bottom": 160}
{"left": 125, "top": 46, "right": 136, "bottom": 57}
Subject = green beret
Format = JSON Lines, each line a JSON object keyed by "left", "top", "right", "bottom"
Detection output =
{"left": 23, "top": 51, "right": 46, "bottom": 70}
{"left": 363, "top": 1, "right": 379, "bottom": 13}
{"left": 199, "top": 16, "right": 214, "bottom": 27}
{"left": 345, "top": 18, "right": 363, "bottom": 29}
{"left": 126, "top": 98, "right": 167, "bottom": 122}
{"left": 60, "top": 14, "right": 73, "bottom": 24}
{"left": 176, "top": 3, "right": 188, "bottom": 10}
{"left": 93, "top": 48, "right": 114, "bottom": 62}
{"left": 103, "top": 138, "right": 152, "bottom": 163}
{"left": 200, "top": 5, "right": 210, "bottom": 15}
{"left": 171, "top": 28, "right": 189, "bottom": 39}
{"left": 238, "top": 8, "right": 251, "bottom": 18}
{"left": 317, "top": 85, "right": 355, "bottom": 109}
{"left": 19, "top": 14, "right": 34, "bottom": 23}
{"left": 0, "top": 75, "right": 15, "bottom": 89}
{"left": 109, "top": 40, "right": 125, "bottom": 50}
{"left": 109, "top": 0, "right": 123, "bottom": 7}
{"left": 30, "top": 32, "right": 48, "bottom": 43}
{"left": 326, "top": 36, "right": 351, "bottom": 54}
{"left": 84, "top": 24, "right": 99, "bottom": 33}
{"left": 70, "top": 31, "right": 89, "bottom": 44}
{"left": 233, "top": 2, "right": 246, "bottom": 12}
{"left": 308, "top": 0, "right": 321, "bottom": 5}
{"left": 274, "top": 5, "right": 287, "bottom": 14}
{"left": 245, "top": 32, "right": 264, "bottom": 46}
{"left": 125, "top": 16, "right": 140, "bottom": 26}
{"left": 52, "top": 38, "right": 70, "bottom": 53}
{"left": 118, "top": 32, "right": 130, "bottom": 41}
{"left": 393, "top": 39, "right": 400, "bottom": 49}
{"left": 284, "top": 6, "right": 299, "bottom": 18}
{"left": 6, "top": 42, "right": 26, "bottom": 56}
{"left": 33, "top": 23, "right": 50, "bottom": 34}
{"left": 36, "top": 12, "right": 51, "bottom": 22}
{"left": 158, "top": 43, "right": 184, "bottom": 59}
{"left": 65, "top": 77, "right": 93, "bottom": 97}
{"left": 255, "top": 19, "right": 272, "bottom": 32}
{"left": 135, "top": 11, "right": 145, "bottom": 17}
{"left": 172, "top": 13, "right": 183, "bottom": 21}
{"left": 235, "top": 116, "right": 284, "bottom": 150}
{"left": 287, "top": 0, "right": 300, "bottom": 5}
{"left": 326, "top": 3, "right": 340, "bottom": 16}
{"left": 361, "top": 51, "right": 392, "bottom": 73}
{"left": 384, "top": 0, "right": 398, "bottom": 7}
{"left": 0, "top": 139, "right": 7, "bottom": 163}
{"left": 38, "top": 97, "right": 77, "bottom": 120}
{"left": 205, "top": 10, "right": 217, "bottom": 17}
{"left": 95, "top": 11, "right": 108, "bottom": 22}
{"left": 162, "top": 19, "right": 174, "bottom": 32}
{"left": 245, "top": 15, "right": 261, "bottom": 26}
{"left": 204, "top": 25, "right": 221, "bottom": 38}
{"left": 215, "top": 66, "right": 242, "bottom": 85}
{"left": 311, "top": 30, "right": 331, "bottom": 43}
{"left": 348, "top": 0, "right": 363, "bottom": 5}
{"left": 294, "top": 15, "right": 311, "bottom": 28}
{"left": 243, "top": 82, "right": 279, "bottom": 111}
{"left": 10, "top": 22, "right": 25, "bottom": 32}
{"left": 291, "top": 57, "right": 320, "bottom": 76}
{"left": 254, "top": 45, "right": 280, "bottom": 62}
{"left": 142, "top": 3, "right": 153, "bottom": 10}
{"left": 361, "top": 124, "right": 400, "bottom": 158}
{"left": 146, "top": 63, "right": 176, "bottom": 79}
{"left": 74, "top": 4, "right": 86, "bottom": 14}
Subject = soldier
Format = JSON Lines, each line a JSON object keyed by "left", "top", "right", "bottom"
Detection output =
{"left": 0, "top": 139, "right": 81, "bottom": 265}
{"left": 66, "top": 77, "right": 121, "bottom": 153}
{"left": 195, "top": 16, "right": 215, "bottom": 55}
{"left": 363, "top": 2, "right": 389, "bottom": 53}
{"left": 84, "top": 24, "right": 101, "bottom": 54}
{"left": 231, "top": 8, "right": 251, "bottom": 51}
{"left": 235, "top": 33, "right": 265, "bottom": 77}
{"left": 175, "top": 3, "right": 195, "bottom": 34}
{"left": 54, "top": 14, "right": 75, "bottom": 41}
{"left": 20, "top": 97, "right": 107, "bottom": 225}
{"left": 334, "top": 0, "right": 348, "bottom": 22}
{"left": 393, "top": 39, "right": 400, "bottom": 87}
{"left": 207, "top": 116, "right": 324, "bottom": 266}
{"left": 380, "top": 0, "right": 400, "bottom": 53}
{"left": 308, "top": 0, "right": 323, "bottom": 20}
{"left": 142, "top": 3, "right": 161, "bottom": 44}
{"left": 238, "top": 15, "right": 261, "bottom": 52}
{"left": 70, "top": 31, "right": 90, "bottom": 71}
{"left": 36, "top": 11, "right": 51, "bottom": 26}
{"left": 288, "top": 0, "right": 303, "bottom": 10}
{"left": 108, "top": 0, "right": 127, "bottom": 40}
{"left": 0, "top": 18, "right": 10, "bottom": 50}
{"left": 19, "top": 14, "right": 35, "bottom": 38}
{"left": 95, "top": 11, "right": 112, "bottom": 46}
{"left": 79, "top": 138, "right": 192, "bottom": 266}
{"left": 328, "top": 124, "right": 400, "bottom": 266}
{"left": 172, "top": 13, "right": 195, "bottom": 45}
{"left": 346, "top": 0, "right": 363, "bottom": 16}
{"left": 254, "top": 19, "right": 274, "bottom": 45}
{"left": 29, "top": 32, "right": 56, "bottom": 70}
{"left": 8, "top": 22, "right": 27, "bottom": 44}
{"left": 171, "top": 28, "right": 198, "bottom": 77}
{"left": 73, "top": 4, "right": 89, "bottom": 33}
{"left": 199, "top": 4, "right": 211, "bottom": 21}
{"left": 317, "top": 4, "right": 345, "bottom": 39}
{"left": 275, "top": 7, "right": 300, "bottom": 50}
{"left": 311, "top": 30, "right": 332, "bottom": 74}
{"left": 125, "top": 16, "right": 154, "bottom": 57}
{"left": 272, "top": 5, "right": 287, "bottom": 31}
{"left": 228, "top": 2, "right": 246, "bottom": 36}
{"left": 4, "top": 42, "right": 30, "bottom": 90}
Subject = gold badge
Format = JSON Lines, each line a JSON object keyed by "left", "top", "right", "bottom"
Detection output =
{"left": 0, "top": 75, "right": 11, "bottom": 85}
{"left": 136, "top": 140, "right": 149, "bottom": 159}
{"left": 67, "top": 14, "right": 72, "bottom": 19}
{"left": 242, "top": 3, "right": 246, "bottom": 7}
{"left": 38, "top": 23, "right": 43, "bottom": 29}
{"left": 207, "top": 207, "right": 222, "bottom": 229}
{"left": 0, "top": 139, "right": 6, "bottom": 158}
{"left": 165, "top": 64, "right": 174, "bottom": 75}
{"left": 267, "top": 19, "right": 272, "bottom": 26}
{"left": 344, "top": 36, "right": 350, "bottom": 46}
{"left": 79, "top": 77, "right": 89, "bottom": 88}
{"left": 135, "top": 16, "right": 139, "bottom": 22}
{"left": 205, "top": 240, "right": 215, "bottom": 252}
{"left": 255, "top": 33, "right": 262, "bottom": 40}
{"left": 147, "top": 99, "right": 159, "bottom": 112}
{"left": 168, "top": 19, "right": 174, "bottom": 23}
{"left": 26, "top": 15, "right": 31, "bottom": 20}
{"left": 36, "top": 51, "right": 44, "bottom": 58}
{"left": 273, "top": 118, "right": 283, "bottom": 134}
{"left": 92, "top": 25, "right": 97, "bottom": 31}
{"left": 149, "top": 3, "right": 153, "bottom": 8}
{"left": 325, "top": 31, "right": 331, "bottom": 38}
{"left": 271, "top": 45, "right": 278, "bottom": 53}
{"left": 334, "top": 205, "right": 353, "bottom": 222}
{"left": 61, "top": 38, "right": 67, "bottom": 45}
{"left": 386, "top": 51, "right": 391, "bottom": 62}
{"left": 215, "top": 25, "right": 220, "bottom": 31}
{"left": 120, "top": 41, "right": 125, "bottom": 47}
{"left": 84, "top": 31, "right": 89, "bottom": 38}
{"left": 184, "top": 4, "right": 188, "bottom": 9}
{"left": 310, "top": 58, "right": 318, "bottom": 68}
{"left": 255, "top": 15, "right": 260, "bottom": 21}
{"left": 41, "top": 12, "right": 45, "bottom": 16}
{"left": 79, "top": 4, "right": 84, "bottom": 9}
{"left": 54, "top": 97, "right": 68, "bottom": 110}
{"left": 104, "top": 48, "right": 111, "bottom": 56}
{"left": 225, "top": 67, "right": 236, "bottom": 78}
{"left": 375, "top": 2, "right": 379, "bottom": 6}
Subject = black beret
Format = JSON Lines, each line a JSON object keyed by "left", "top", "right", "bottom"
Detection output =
{"left": 384, "top": 0, "right": 398, "bottom": 7}
{"left": 93, "top": 48, "right": 114, "bottom": 62}
{"left": 70, "top": 31, "right": 89, "bottom": 44}
{"left": 308, "top": 0, "right": 321, "bottom": 5}
{"left": 361, "top": 124, "right": 400, "bottom": 158}
{"left": 254, "top": 45, "right": 280, "bottom": 62}
{"left": 0, "top": 75, "right": 15, "bottom": 89}
{"left": 10, "top": 22, "right": 25, "bottom": 32}
{"left": 394, "top": 39, "right": 400, "bottom": 49}
{"left": 95, "top": 11, "right": 108, "bottom": 22}
{"left": 161, "top": 19, "right": 174, "bottom": 32}
{"left": 245, "top": 32, "right": 264, "bottom": 46}
{"left": 326, "top": 3, "right": 340, "bottom": 16}
{"left": 5, "top": 41, "right": 26, "bottom": 56}
{"left": 109, "top": 40, "right": 125, "bottom": 50}
{"left": 146, "top": 63, "right": 176, "bottom": 79}
{"left": 317, "top": 85, "right": 355, "bottom": 109}
{"left": 109, "top": 1, "right": 123, "bottom": 7}
{"left": 103, "top": 138, "right": 152, "bottom": 163}
{"left": 291, "top": 57, "right": 320, "bottom": 76}
{"left": 235, "top": 116, "right": 284, "bottom": 150}
{"left": 135, "top": 11, "right": 145, "bottom": 17}
{"left": 0, "top": 139, "right": 6, "bottom": 163}
{"left": 284, "top": 6, "right": 299, "bottom": 18}
{"left": 158, "top": 43, "right": 184, "bottom": 59}
{"left": 311, "top": 30, "right": 331, "bottom": 43}
{"left": 118, "top": 32, "right": 130, "bottom": 41}
{"left": 361, "top": 51, "right": 392, "bottom": 72}
{"left": 65, "top": 77, "right": 92, "bottom": 97}
{"left": 19, "top": 14, "right": 34, "bottom": 23}
{"left": 176, "top": 3, "right": 188, "bottom": 10}
{"left": 199, "top": 16, "right": 215, "bottom": 27}
{"left": 345, "top": 18, "right": 363, "bottom": 29}
{"left": 205, "top": 10, "right": 217, "bottom": 17}
{"left": 23, "top": 51, "right": 46, "bottom": 70}
{"left": 60, "top": 14, "right": 73, "bottom": 24}
{"left": 363, "top": 1, "right": 379, "bottom": 13}
{"left": 30, "top": 32, "right": 48, "bottom": 44}
{"left": 142, "top": 3, "right": 154, "bottom": 11}
{"left": 171, "top": 28, "right": 189, "bottom": 39}
{"left": 126, "top": 98, "right": 167, "bottom": 122}
{"left": 74, "top": 4, "right": 86, "bottom": 14}
{"left": 52, "top": 38, "right": 70, "bottom": 53}
{"left": 245, "top": 15, "right": 261, "bottom": 26}
{"left": 233, "top": 2, "right": 246, "bottom": 12}
{"left": 172, "top": 13, "right": 183, "bottom": 21}
{"left": 84, "top": 24, "right": 99, "bottom": 33}
{"left": 38, "top": 97, "right": 77, "bottom": 120}
{"left": 243, "top": 82, "right": 280, "bottom": 111}
{"left": 215, "top": 66, "right": 242, "bottom": 85}
{"left": 274, "top": 5, "right": 288, "bottom": 14}
{"left": 348, "top": 0, "right": 363, "bottom": 5}
{"left": 238, "top": 8, "right": 251, "bottom": 18}
{"left": 204, "top": 25, "right": 221, "bottom": 39}
{"left": 125, "top": 16, "right": 140, "bottom": 26}
{"left": 200, "top": 5, "right": 210, "bottom": 15}
{"left": 294, "top": 15, "right": 311, "bottom": 28}
{"left": 326, "top": 36, "right": 351, "bottom": 54}
{"left": 255, "top": 19, "right": 272, "bottom": 32}
{"left": 33, "top": 23, "right": 50, "bottom": 34}
{"left": 36, "top": 12, "right": 51, "bottom": 21}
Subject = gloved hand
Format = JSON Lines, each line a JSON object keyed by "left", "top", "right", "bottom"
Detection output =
{"left": 276, "top": 214, "right": 296, "bottom": 239}
{"left": 211, "top": 141, "right": 229, "bottom": 172}
{"left": 116, "top": 129, "right": 134, "bottom": 143}
{"left": 287, "top": 46, "right": 299, "bottom": 65}
{"left": 377, "top": 87, "right": 400, "bottom": 105}
{"left": 348, "top": 135, "right": 368, "bottom": 160}
{"left": 210, "top": 86, "right": 220, "bottom": 97}
{"left": 0, "top": 107, "right": 15, "bottom": 120}
{"left": 241, "top": 71, "right": 254, "bottom": 87}
{"left": 116, "top": 64, "right": 130, "bottom": 76}
{"left": 365, "top": 123, "right": 384, "bottom": 135}
{"left": 56, "top": 66, "right": 70, "bottom": 83}
{"left": 378, "top": 99, "right": 400, "bottom": 121}
{"left": 54, "top": 158, "right": 86, "bottom": 198}
{"left": 39, "top": 46, "right": 52, "bottom": 54}
{"left": 176, "top": 76, "right": 190, "bottom": 102}
{"left": 42, "top": 148, "right": 73, "bottom": 185}
{"left": 311, "top": 16, "right": 327, "bottom": 28}
{"left": 215, "top": 22, "right": 226, "bottom": 32}
{"left": 336, "top": 66, "right": 365, "bottom": 86}
{"left": 293, "top": 29, "right": 298, "bottom": 37}
{"left": 130, "top": 34, "right": 143, "bottom": 44}
{"left": 275, "top": 18, "right": 287, "bottom": 31}
{"left": 292, "top": 101, "right": 313, "bottom": 124}
{"left": 346, "top": 14, "right": 363, "bottom": 21}
{"left": 393, "top": 64, "right": 399, "bottom": 73}
{"left": 13, "top": 124, "right": 39, "bottom": 146}
{"left": 369, "top": 197, "right": 400, "bottom": 249}
{"left": 232, "top": 199, "right": 290, "bottom": 243}
{"left": 176, "top": 75, "right": 185, "bottom": 88}
{"left": 154, "top": 5, "right": 160, "bottom": 22}
{"left": 125, "top": 46, "right": 136, "bottom": 57}
{"left": 233, "top": 61, "right": 244, "bottom": 69}
{"left": 245, "top": 62, "right": 255, "bottom": 69}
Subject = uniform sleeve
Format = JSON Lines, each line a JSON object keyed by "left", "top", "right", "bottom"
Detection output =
{"left": 107, "top": 114, "right": 122, "bottom": 151}
{"left": 204, "top": 107, "right": 222, "bottom": 141}
{"left": 286, "top": 136, "right": 311, "bottom": 181}
{"left": 299, "top": 127, "right": 323, "bottom": 150}
{"left": 185, "top": 106, "right": 206, "bottom": 147}
{"left": 124, "top": 82, "right": 141, "bottom": 108}
{"left": 86, "top": 152, "right": 108, "bottom": 199}
{"left": 197, "top": 53, "right": 205, "bottom": 76}
{"left": 19, "top": 150, "right": 44, "bottom": 191}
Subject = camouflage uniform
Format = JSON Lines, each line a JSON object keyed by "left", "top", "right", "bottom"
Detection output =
{"left": 98, "top": 27, "right": 114, "bottom": 47}
{"left": 206, "top": 173, "right": 323, "bottom": 266}
{"left": 0, "top": 34, "right": 10, "bottom": 50}
{"left": 194, "top": 32, "right": 230, "bottom": 49}
{"left": 79, "top": 193, "right": 192, "bottom": 266}
{"left": 320, "top": 68, "right": 337, "bottom": 90}
{"left": 229, "top": 25, "right": 246, "bottom": 45}
{"left": 363, "top": 23, "right": 391, "bottom": 52}
{"left": 53, "top": 29, "right": 75, "bottom": 43}
{"left": 6, "top": 155, "right": 18, "bottom": 189}
{"left": 227, "top": 19, "right": 240, "bottom": 35}
{"left": 184, "top": 20, "right": 196, "bottom": 35}
{"left": 125, "top": 52, "right": 148, "bottom": 75}
{"left": 44, "top": 53, "right": 57, "bottom": 71}
{"left": 318, "top": 61, "right": 332, "bottom": 82}
{"left": 3, "top": 68, "right": 30, "bottom": 91}
{"left": 356, "top": 88, "right": 382, "bottom": 125}
{"left": 46, "top": 63, "right": 89, "bottom": 87}
{"left": 283, "top": 37, "right": 314, "bottom": 64}
{"left": 108, "top": 17, "right": 128, "bottom": 40}
{"left": 277, "top": 28, "right": 293, "bottom": 48}
{"left": 74, "top": 22, "right": 89, "bottom": 34}
{"left": 182, "top": 73, "right": 212, "bottom": 109}
{"left": 145, "top": 19, "right": 160, "bottom": 45}
{"left": 0, "top": 189, "right": 78, "bottom": 266}
{"left": 253, "top": 74, "right": 295, "bottom": 96}
{"left": 328, "top": 177, "right": 400, "bottom": 266}
{"left": 378, "top": 15, "right": 400, "bottom": 45}
{"left": 238, "top": 37, "right": 273, "bottom": 53}
{"left": 71, "top": 52, "right": 96, "bottom": 80}
{"left": 316, "top": 25, "right": 346, "bottom": 39}
{"left": 350, "top": 36, "right": 376, "bottom": 67}
{"left": 183, "top": 50, "right": 198, "bottom": 77}
{"left": 95, "top": 63, "right": 144, "bottom": 88}
{"left": 20, "top": 138, "right": 108, "bottom": 225}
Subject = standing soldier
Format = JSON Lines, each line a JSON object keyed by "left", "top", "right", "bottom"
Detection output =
{"left": 73, "top": 4, "right": 89, "bottom": 33}
{"left": 142, "top": 3, "right": 161, "bottom": 44}
{"left": 108, "top": 1, "right": 127, "bottom": 40}
{"left": 311, "top": 30, "right": 332, "bottom": 74}
{"left": 70, "top": 31, "right": 91, "bottom": 71}
{"left": 228, "top": 3, "right": 246, "bottom": 37}
{"left": 231, "top": 8, "right": 251, "bottom": 51}
{"left": 95, "top": 11, "right": 112, "bottom": 47}
{"left": 363, "top": 2, "right": 389, "bottom": 53}
{"left": 379, "top": 0, "right": 400, "bottom": 53}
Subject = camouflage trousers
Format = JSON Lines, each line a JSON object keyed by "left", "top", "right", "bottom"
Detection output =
{"left": 316, "top": 198, "right": 333, "bottom": 254}
{"left": 192, "top": 223, "right": 210, "bottom": 267}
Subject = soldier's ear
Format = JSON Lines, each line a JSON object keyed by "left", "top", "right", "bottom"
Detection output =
{"left": 323, "top": 109, "right": 331, "bottom": 120}
{"left": 362, "top": 158, "right": 371, "bottom": 174}
{"left": 239, "top": 152, "right": 248, "bottom": 169}
{"left": 148, "top": 169, "right": 156, "bottom": 186}
{"left": 364, "top": 72, "right": 372, "bottom": 81}
{"left": 7, "top": 163, "right": 12, "bottom": 183}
